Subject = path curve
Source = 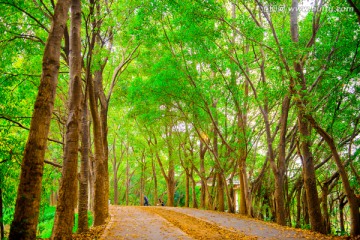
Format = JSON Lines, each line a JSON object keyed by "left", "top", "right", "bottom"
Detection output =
{"left": 101, "top": 206, "right": 343, "bottom": 240}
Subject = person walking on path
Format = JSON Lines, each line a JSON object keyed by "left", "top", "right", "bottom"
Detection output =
{"left": 144, "top": 196, "right": 149, "bottom": 206}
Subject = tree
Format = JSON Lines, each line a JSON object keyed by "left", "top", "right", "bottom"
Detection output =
{"left": 52, "top": 0, "right": 82, "bottom": 237}
{"left": 9, "top": 0, "right": 71, "bottom": 238}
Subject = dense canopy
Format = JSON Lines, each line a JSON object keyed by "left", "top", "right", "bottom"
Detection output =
{"left": 0, "top": 0, "right": 359, "bottom": 238}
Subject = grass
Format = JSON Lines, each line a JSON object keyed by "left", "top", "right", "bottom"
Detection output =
{"left": 37, "top": 205, "right": 93, "bottom": 238}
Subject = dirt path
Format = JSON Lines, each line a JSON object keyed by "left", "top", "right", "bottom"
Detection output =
{"left": 101, "top": 206, "right": 343, "bottom": 240}
{"left": 100, "top": 206, "right": 191, "bottom": 240}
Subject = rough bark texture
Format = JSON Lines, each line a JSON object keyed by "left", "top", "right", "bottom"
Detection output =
{"left": 191, "top": 171, "right": 198, "bottom": 208}
{"left": 95, "top": 70, "right": 110, "bottom": 214}
{"left": 276, "top": 95, "right": 290, "bottom": 225}
{"left": 88, "top": 71, "right": 108, "bottom": 225}
{"left": 295, "top": 188, "right": 301, "bottom": 228}
{"left": 298, "top": 105, "right": 325, "bottom": 233}
{"left": 199, "top": 141, "right": 207, "bottom": 209}
{"left": 52, "top": 0, "right": 82, "bottom": 237}
{"left": 166, "top": 157, "right": 175, "bottom": 207}
{"left": 306, "top": 115, "right": 360, "bottom": 236}
{"left": 78, "top": 90, "right": 90, "bottom": 233}
{"left": 165, "top": 126, "right": 175, "bottom": 207}
{"left": 290, "top": 0, "right": 325, "bottom": 234}
{"left": 339, "top": 197, "right": 346, "bottom": 233}
{"left": 9, "top": 1, "right": 70, "bottom": 239}
{"left": 152, "top": 157, "right": 158, "bottom": 206}
{"left": 185, "top": 173, "right": 190, "bottom": 207}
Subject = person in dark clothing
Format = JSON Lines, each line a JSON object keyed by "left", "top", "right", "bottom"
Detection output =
{"left": 144, "top": 196, "right": 149, "bottom": 206}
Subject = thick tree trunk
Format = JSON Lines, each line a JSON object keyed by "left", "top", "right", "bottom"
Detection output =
{"left": 239, "top": 167, "right": 247, "bottom": 215}
{"left": 88, "top": 154, "right": 95, "bottom": 212}
{"left": 290, "top": 0, "right": 325, "bottom": 233}
{"left": 140, "top": 152, "right": 146, "bottom": 206}
{"left": 305, "top": 115, "right": 360, "bottom": 236}
{"left": 237, "top": 111, "right": 251, "bottom": 216}
{"left": 78, "top": 91, "right": 89, "bottom": 233}
{"left": 166, "top": 166, "right": 175, "bottom": 206}
{"left": 9, "top": 1, "right": 71, "bottom": 239}
{"left": 295, "top": 187, "right": 301, "bottom": 228}
{"left": 227, "top": 177, "right": 235, "bottom": 213}
{"left": 302, "top": 189, "right": 309, "bottom": 226}
{"left": 95, "top": 70, "right": 110, "bottom": 213}
{"left": 212, "top": 101, "right": 224, "bottom": 212}
{"left": 52, "top": 0, "right": 82, "bottom": 237}
{"left": 276, "top": 95, "right": 290, "bottom": 225}
{"left": 166, "top": 126, "right": 176, "bottom": 207}
{"left": 191, "top": 171, "right": 198, "bottom": 208}
{"left": 339, "top": 197, "right": 346, "bottom": 234}
{"left": 88, "top": 71, "right": 108, "bottom": 225}
{"left": 217, "top": 172, "right": 225, "bottom": 212}
{"left": 321, "top": 184, "right": 330, "bottom": 234}
{"left": 200, "top": 141, "right": 207, "bottom": 209}
{"left": 298, "top": 115, "right": 325, "bottom": 233}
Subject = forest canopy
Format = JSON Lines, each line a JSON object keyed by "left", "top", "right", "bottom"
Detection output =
{"left": 0, "top": 0, "right": 359, "bottom": 238}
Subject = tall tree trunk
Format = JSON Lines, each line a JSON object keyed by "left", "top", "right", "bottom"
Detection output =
{"left": 237, "top": 109, "right": 251, "bottom": 216}
{"left": 321, "top": 184, "right": 330, "bottom": 234}
{"left": 9, "top": 1, "right": 71, "bottom": 239}
{"left": 339, "top": 196, "right": 346, "bottom": 234}
{"left": 191, "top": 169, "right": 198, "bottom": 208}
{"left": 140, "top": 151, "right": 146, "bottom": 206}
{"left": 88, "top": 71, "right": 108, "bottom": 225}
{"left": 166, "top": 163, "right": 175, "bottom": 206}
{"left": 290, "top": 0, "right": 325, "bottom": 233}
{"left": 298, "top": 115, "right": 324, "bottom": 233}
{"left": 185, "top": 173, "right": 190, "bottom": 207}
{"left": 200, "top": 141, "right": 207, "bottom": 209}
{"left": 305, "top": 115, "right": 360, "bottom": 236}
{"left": 302, "top": 188, "right": 309, "bottom": 226}
{"left": 277, "top": 95, "right": 290, "bottom": 225}
{"left": 166, "top": 126, "right": 176, "bottom": 207}
{"left": 295, "top": 187, "right": 301, "bottom": 228}
{"left": 152, "top": 156, "right": 158, "bottom": 206}
{"left": 227, "top": 177, "right": 235, "bottom": 213}
{"left": 88, "top": 154, "right": 95, "bottom": 212}
{"left": 212, "top": 100, "right": 224, "bottom": 212}
{"left": 95, "top": 70, "right": 110, "bottom": 214}
{"left": 239, "top": 165, "right": 247, "bottom": 215}
{"left": 217, "top": 172, "right": 225, "bottom": 212}
{"left": 78, "top": 90, "right": 89, "bottom": 233}
{"left": 52, "top": 0, "right": 82, "bottom": 237}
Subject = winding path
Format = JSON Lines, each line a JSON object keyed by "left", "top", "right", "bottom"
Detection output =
{"left": 100, "top": 206, "right": 341, "bottom": 240}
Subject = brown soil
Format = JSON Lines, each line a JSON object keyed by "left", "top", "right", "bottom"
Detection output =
{"left": 72, "top": 223, "right": 107, "bottom": 239}
{"left": 142, "top": 207, "right": 257, "bottom": 240}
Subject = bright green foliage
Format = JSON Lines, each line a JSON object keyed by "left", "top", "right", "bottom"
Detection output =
{"left": 0, "top": 0, "right": 359, "bottom": 237}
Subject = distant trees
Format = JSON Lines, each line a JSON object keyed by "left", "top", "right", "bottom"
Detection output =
{"left": 0, "top": 0, "right": 359, "bottom": 238}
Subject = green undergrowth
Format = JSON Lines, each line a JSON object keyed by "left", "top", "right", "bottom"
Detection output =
{"left": 37, "top": 205, "right": 93, "bottom": 238}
